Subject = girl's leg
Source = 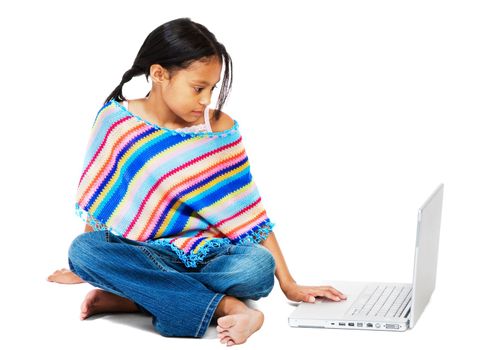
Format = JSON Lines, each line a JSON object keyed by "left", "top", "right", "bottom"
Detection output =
{"left": 183, "top": 243, "right": 276, "bottom": 346}
{"left": 67, "top": 230, "right": 224, "bottom": 338}
{"left": 188, "top": 243, "right": 277, "bottom": 300}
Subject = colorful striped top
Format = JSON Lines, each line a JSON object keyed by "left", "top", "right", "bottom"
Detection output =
{"left": 75, "top": 99, "right": 275, "bottom": 268}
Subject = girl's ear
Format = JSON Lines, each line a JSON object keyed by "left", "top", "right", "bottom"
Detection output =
{"left": 150, "top": 64, "right": 170, "bottom": 84}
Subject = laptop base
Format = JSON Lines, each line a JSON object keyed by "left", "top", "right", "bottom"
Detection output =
{"left": 288, "top": 281, "right": 411, "bottom": 332}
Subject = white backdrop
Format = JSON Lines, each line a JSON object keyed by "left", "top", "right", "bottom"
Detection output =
{"left": 1, "top": 0, "right": 482, "bottom": 349}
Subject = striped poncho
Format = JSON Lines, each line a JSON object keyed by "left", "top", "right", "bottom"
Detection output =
{"left": 75, "top": 99, "right": 275, "bottom": 268}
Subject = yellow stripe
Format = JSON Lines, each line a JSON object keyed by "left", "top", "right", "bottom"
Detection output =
{"left": 91, "top": 128, "right": 166, "bottom": 214}
{"left": 152, "top": 160, "right": 250, "bottom": 237}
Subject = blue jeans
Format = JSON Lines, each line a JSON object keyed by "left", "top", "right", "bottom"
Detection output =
{"left": 68, "top": 230, "right": 276, "bottom": 338}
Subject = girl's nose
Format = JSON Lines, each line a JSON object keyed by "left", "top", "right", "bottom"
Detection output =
{"left": 199, "top": 97, "right": 210, "bottom": 106}
{"left": 199, "top": 91, "right": 213, "bottom": 106}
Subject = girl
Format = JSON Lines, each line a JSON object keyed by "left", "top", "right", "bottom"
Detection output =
{"left": 48, "top": 17, "right": 346, "bottom": 346}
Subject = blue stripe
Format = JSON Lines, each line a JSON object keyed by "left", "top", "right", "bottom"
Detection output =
{"left": 85, "top": 128, "right": 160, "bottom": 212}
{"left": 147, "top": 156, "right": 249, "bottom": 239}
{"left": 93, "top": 131, "right": 184, "bottom": 222}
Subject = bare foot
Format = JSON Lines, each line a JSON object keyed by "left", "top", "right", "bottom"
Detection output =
{"left": 80, "top": 289, "right": 139, "bottom": 320}
{"left": 47, "top": 268, "right": 84, "bottom": 284}
{"left": 215, "top": 296, "right": 264, "bottom": 346}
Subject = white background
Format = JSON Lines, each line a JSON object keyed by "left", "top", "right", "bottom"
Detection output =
{"left": 1, "top": 0, "right": 482, "bottom": 348}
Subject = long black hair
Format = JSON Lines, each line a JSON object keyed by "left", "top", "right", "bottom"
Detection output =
{"left": 104, "top": 17, "right": 233, "bottom": 121}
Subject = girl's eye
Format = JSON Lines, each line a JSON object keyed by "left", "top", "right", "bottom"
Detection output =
{"left": 194, "top": 85, "right": 218, "bottom": 93}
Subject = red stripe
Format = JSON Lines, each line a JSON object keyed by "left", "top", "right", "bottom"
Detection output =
{"left": 78, "top": 116, "right": 136, "bottom": 204}
{"left": 214, "top": 197, "right": 264, "bottom": 236}
{"left": 226, "top": 210, "right": 268, "bottom": 239}
{"left": 78, "top": 113, "right": 130, "bottom": 186}
{"left": 138, "top": 149, "right": 246, "bottom": 241}
{"left": 124, "top": 135, "right": 243, "bottom": 239}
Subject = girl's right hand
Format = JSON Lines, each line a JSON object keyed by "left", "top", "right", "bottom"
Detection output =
{"left": 282, "top": 281, "right": 346, "bottom": 303}
{"left": 47, "top": 268, "right": 84, "bottom": 284}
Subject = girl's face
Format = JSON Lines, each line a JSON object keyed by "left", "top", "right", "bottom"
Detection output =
{"left": 151, "top": 56, "right": 222, "bottom": 124}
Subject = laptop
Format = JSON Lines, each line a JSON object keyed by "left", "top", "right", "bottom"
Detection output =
{"left": 288, "top": 184, "right": 444, "bottom": 332}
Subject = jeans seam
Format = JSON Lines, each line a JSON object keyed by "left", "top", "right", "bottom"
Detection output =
{"left": 195, "top": 293, "right": 223, "bottom": 337}
{"left": 139, "top": 246, "right": 169, "bottom": 272}
{"left": 151, "top": 249, "right": 185, "bottom": 264}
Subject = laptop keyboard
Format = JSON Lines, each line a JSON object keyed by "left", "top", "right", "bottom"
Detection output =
{"left": 347, "top": 285, "right": 413, "bottom": 318}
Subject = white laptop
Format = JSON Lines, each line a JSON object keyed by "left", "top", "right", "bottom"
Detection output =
{"left": 288, "top": 184, "right": 444, "bottom": 332}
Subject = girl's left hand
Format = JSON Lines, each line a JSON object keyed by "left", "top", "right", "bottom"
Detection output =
{"left": 282, "top": 281, "right": 347, "bottom": 303}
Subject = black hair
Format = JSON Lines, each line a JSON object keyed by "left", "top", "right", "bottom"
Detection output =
{"left": 104, "top": 17, "right": 233, "bottom": 121}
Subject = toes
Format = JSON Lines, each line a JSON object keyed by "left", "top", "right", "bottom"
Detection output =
{"left": 217, "top": 330, "right": 229, "bottom": 338}
{"left": 80, "top": 301, "right": 91, "bottom": 320}
{"left": 219, "top": 335, "right": 232, "bottom": 344}
{"left": 217, "top": 325, "right": 231, "bottom": 332}
{"left": 217, "top": 315, "right": 236, "bottom": 329}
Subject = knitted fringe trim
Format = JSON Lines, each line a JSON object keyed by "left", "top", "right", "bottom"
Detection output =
{"left": 75, "top": 203, "right": 129, "bottom": 240}
{"left": 148, "top": 237, "right": 233, "bottom": 269}
{"left": 149, "top": 219, "right": 276, "bottom": 269}
{"left": 75, "top": 203, "right": 109, "bottom": 232}
{"left": 236, "top": 219, "right": 276, "bottom": 245}
{"left": 111, "top": 100, "right": 239, "bottom": 138}
{"left": 75, "top": 203, "right": 276, "bottom": 269}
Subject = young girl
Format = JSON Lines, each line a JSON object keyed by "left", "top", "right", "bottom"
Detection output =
{"left": 48, "top": 17, "right": 346, "bottom": 346}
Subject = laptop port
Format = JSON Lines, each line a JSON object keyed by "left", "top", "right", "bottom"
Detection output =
{"left": 348, "top": 323, "right": 354, "bottom": 327}
{"left": 357, "top": 323, "right": 363, "bottom": 327}
{"left": 366, "top": 323, "right": 373, "bottom": 328}
{"left": 339, "top": 322, "right": 346, "bottom": 326}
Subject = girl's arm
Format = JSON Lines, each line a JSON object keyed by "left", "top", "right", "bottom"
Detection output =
{"left": 261, "top": 231, "right": 347, "bottom": 303}
{"left": 260, "top": 231, "right": 296, "bottom": 289}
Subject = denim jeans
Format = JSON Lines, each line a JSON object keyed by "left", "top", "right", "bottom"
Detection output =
{"left": 68, "top": 230, "right": 276, "bottom": 338}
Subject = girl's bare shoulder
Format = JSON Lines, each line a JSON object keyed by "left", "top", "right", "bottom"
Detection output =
{"left": 209, "top": 109, "right": 235, "bottom": 132}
